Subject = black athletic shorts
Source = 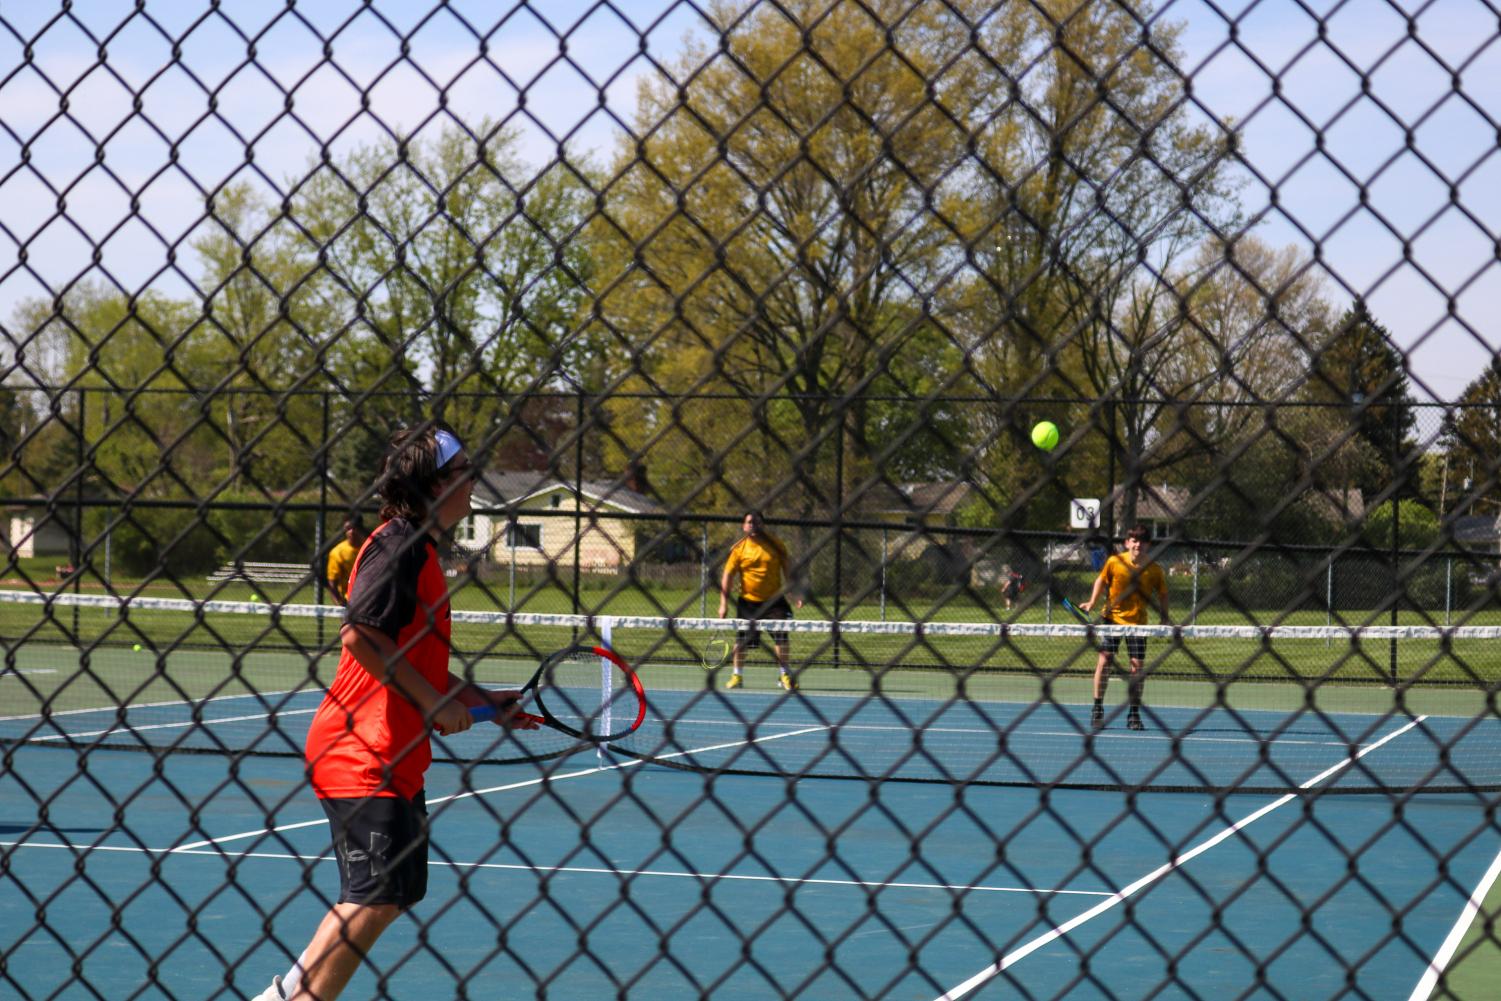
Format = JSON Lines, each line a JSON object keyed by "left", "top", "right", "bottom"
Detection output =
{"left": 736, "top": 596, "right": 793, "bottom": 649}
{"left": 1099, "top": 634, "right": 1147, "bottom": 662}
{"left": 320, "top": 790, "right": 429, "bottom": 908}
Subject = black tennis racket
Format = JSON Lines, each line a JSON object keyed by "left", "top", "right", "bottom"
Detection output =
{"left": 1060, "top": 596, "right": 1097, "bottom": 626}
{"left": 470, "top": 644, "right": 646, "bottom": 743}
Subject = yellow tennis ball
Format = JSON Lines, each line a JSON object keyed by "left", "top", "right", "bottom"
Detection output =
{"left": 1031, "top": 421, "right": 1060, "bottom": 451}
{"left": 132, "top": 644, "right": 142, "bottom": 652}
{"left": 250, "top": 593, "right": 262, "bottom": 603}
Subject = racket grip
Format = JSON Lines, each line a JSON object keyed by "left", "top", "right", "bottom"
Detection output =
{"left": 469, "top": 705, "right": 497, "bottom": 722}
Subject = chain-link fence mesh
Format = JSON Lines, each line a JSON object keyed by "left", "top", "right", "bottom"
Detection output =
{"left": 3, "top": 1, "right": 1500, "bottom": 998}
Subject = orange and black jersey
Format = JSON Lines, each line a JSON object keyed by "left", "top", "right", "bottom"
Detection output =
{"left": 305, "top": 518, "right": 453, "bottom": 800}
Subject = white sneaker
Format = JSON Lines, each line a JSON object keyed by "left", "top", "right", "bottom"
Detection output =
{"left": 250, "top": 976, "right": 287, "bottom": 1001}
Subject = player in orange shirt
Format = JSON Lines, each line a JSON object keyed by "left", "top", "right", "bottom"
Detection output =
{"left": 254, "top": 425, "right": 534, "bottom": 1001}
{"left": 718, "top": 511, "right": 803, "bottom": 691}
{"left": 1081, "top": 524, "right": 1170, "bottom": 732}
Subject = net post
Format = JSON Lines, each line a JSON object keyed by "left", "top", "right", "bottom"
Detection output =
{"left": 597, "top": 616, "right": 616, "bottom": 767}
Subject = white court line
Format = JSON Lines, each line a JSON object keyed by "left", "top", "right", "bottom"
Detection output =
{"left": 1407, "top": 840, "right": 1501, "bottom": 1001}
{"left": 0, "top": 688, "right": 304, "bottom": 722}
{"left": 0, "top": 840, "right": 1113, "bottom": 898}
{"left": 24, "top": 707, "right": 318, "bottom": 742}
{"left": 930, "top": 715, "right": 1429, "bottom": 1001}
{"left": 173, "top": 726, "right": 834, "bottom": 851}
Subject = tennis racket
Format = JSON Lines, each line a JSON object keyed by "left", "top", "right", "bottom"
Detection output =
{"left": 1060, "top": 596, "right": 1097, "bottom": 626}
{"left": 470, "top": 644, "right": 646, "bottom": 744}
{"left": 701, "top": 632, "right": 733, "bottom": 670}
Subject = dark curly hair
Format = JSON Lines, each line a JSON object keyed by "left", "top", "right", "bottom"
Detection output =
{"left": 376, "top": 426, "right": 448, "bottom": 524}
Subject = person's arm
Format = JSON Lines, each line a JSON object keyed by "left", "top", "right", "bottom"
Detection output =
{"left": 1081, "top": 565, "right": 1109, "bottom": 613}
{"left": 339, "top": 623, "right": 471, "bottom": 735}
{"left": 718, "top": 548, "right": 738, "bottom": 618}
{"left": 325, "top": 550, "right": 348, "bottom": 605}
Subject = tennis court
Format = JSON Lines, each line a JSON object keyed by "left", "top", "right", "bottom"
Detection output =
{"left": 4, "top": 696, "right": 1499, "bottom": 998}
{"left": 5, "top": 604, "right": 1501, "bottom": 998}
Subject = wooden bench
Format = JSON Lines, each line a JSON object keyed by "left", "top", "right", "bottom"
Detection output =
{"left": 205, "top": 562, "right": 311, "bottom": 585}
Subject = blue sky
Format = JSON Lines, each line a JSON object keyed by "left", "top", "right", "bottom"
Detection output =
{"left": 0, "top": 0, "right": 1495, "bottom": 402}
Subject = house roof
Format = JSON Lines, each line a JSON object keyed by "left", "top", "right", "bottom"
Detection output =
{"left": 1451, "top": 514, "right": 1501, "bottom": 545}
{"left": 1115, "top": 485, "right": 1190, "bottom": 522}
{"left": 471, "top": 471, "right": 665, "bottom": 516}
{"left": 860, "top": 480, "right": 974, "bottom": 518}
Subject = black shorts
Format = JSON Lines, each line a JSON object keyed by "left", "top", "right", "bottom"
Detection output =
{"left": 320, "top": 790, "right": 429, "bottom": 908}
{"left": 1100, "top": 634, "right": 1147, "bottom": 662}
{"left": 736, "top": 596, "right": 792, "bottom": 649}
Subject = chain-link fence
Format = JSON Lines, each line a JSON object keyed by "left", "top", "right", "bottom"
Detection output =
{"left": 3, "top": 2, "right": 1501, "bottom": 999}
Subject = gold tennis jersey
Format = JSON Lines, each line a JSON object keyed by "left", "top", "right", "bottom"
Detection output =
{"left": 326, "top": 538, "right": 359, "bottom": 595}
{"left": 1098, "top": 553, "right": 1166, "bottom": 625}
{"left": 724, "top": 534, "right": 788, "bottom": 602}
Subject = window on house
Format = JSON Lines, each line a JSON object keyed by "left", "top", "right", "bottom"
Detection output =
{"left": 506, "top": 522, "right": 542, "bottom": 549}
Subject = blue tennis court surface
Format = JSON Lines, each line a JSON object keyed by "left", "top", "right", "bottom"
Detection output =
{"left": 4, "top": 690, "right": 1499, "bottom": 999}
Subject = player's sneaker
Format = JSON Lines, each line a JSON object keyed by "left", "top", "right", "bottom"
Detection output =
{"left": 1090, "top": 706, "right": 1104, "bottom": 731}
{"left": 779, "top": 673, "right": 797, "bottom": 692}
{"left": 251, "top": 977, "right": 287, "bottom": 1001}
{"left": 725, "top": 674, "right": 743, "bottom": 690}
{"left": 1127, "top": 711, "right": 1144, "bottom": 731}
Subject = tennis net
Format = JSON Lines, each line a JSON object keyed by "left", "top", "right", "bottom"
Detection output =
{"left": 3, "top": 589, "right": 1498, "bottom": 795}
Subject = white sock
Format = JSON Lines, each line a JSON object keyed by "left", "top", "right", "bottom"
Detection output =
{"left": 279, "top": 951, "right": 309, "bottom": 999}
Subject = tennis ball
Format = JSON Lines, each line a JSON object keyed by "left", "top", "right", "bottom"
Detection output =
{"left": 250, "top": 593, "right": 262, "bottom": 603}
{"left": 132, "top": 644, "right": 142, "bottom": 652}
{"left": 1031, "top": 420, "right": 1060, "bottom": 451}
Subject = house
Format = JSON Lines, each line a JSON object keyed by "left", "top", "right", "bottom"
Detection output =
{"left": 6, "top": 506, "right": 75, "bottom": 558}
{"left": 465, "top": 471, "right": 666, "bottom": 571}
{"left": 1114, "top": 484, "right": 1190, "bottom": 537}
{"left": 1450, "top": 514, "right": 1501, "bottom": 552}
{"left": 858, "top": 479, "right": 978, "bottom": 582}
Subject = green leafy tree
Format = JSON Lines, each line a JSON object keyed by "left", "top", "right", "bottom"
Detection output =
{"left": 594, "top": 0, "right": 983, "bottom": 521}
{"left": 1304, "top": 300, "right": 1416, "bottom": 498}
{"left": 1442, "top": 354, "right": 1501, "bottom": 517}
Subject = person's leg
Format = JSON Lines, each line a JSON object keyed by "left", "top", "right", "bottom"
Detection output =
{"left": 269, "top": 792, "right": 426, "bottom": 1000}
{"left": 774, "top": 635, "right": 795, "bottom": 689}
{"left": 1126, "top": 638, "right": 1147, "bottom": 729}
{"left": 1091, "top": 646, "right": 1113, "bottom": 729}
{"left": 285, "top": 902, "right": 401, "bottom": 1001}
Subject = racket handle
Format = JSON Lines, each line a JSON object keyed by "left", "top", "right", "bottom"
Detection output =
{"left": 470, "top": 704, "right": 544, "bottom": 726}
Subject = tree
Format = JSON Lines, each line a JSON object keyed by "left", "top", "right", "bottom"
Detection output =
{"left": 593, "top": 0, "right": 985, "bottom": 520}
{"left": 1102, "top": 237, "right": 1331, "bottom": 527}
{"left": 289, "top": 123, "right": 599, "bottom": 477}
{"left": 1443, "top": 354, "right": 1501, "bottom": 517}
{"left": 1304, "top": 299, "right": 1416, "bottom": 499}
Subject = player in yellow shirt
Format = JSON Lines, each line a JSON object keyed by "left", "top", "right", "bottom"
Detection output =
{"left": 324, "top": 518, "right": 366, "bottom": 605}
{"left": 1081, "top": 525, "right": 1169, "bottom": 731}
{"left": 718, "top": 511, "right": 803, "bottom": 691}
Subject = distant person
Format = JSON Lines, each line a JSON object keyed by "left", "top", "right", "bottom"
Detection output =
{"left": 718, "top": 511, "right": 803, "bottom": 691}
{"left": 1080, "top": 525, "right": 1169, "bottom": 731}
{"left": 1002, "top": 565, "right": 1025, "bottom": 610}
{"left": 324, "top": 518, "right": 366, "bottom": 605}
{"left": 253, "top": 426, "right": 534, "bottom": 1001}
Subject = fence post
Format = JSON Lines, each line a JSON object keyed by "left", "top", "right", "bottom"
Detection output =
{"left": 1190, "top": 549, "right": 1199, "bottom": 625}
{"left": 315, "top": 391, "right": 329, "bottom": 647}
{"left": 1445, "top": 557, "right": 1452, "bottom": 626}
{"left": 880, "top": 528, "right": 887, "bottom": 622}
{"left": 1045, "top": 545, "right": 1052, "bottom": 624}
{"left": 701, "top": 522, "right": 709, "bottom": 619}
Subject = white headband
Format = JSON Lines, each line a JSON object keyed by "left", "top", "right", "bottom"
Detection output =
{"left": 434, "top": 429, "right": 464, "bottom": 469}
